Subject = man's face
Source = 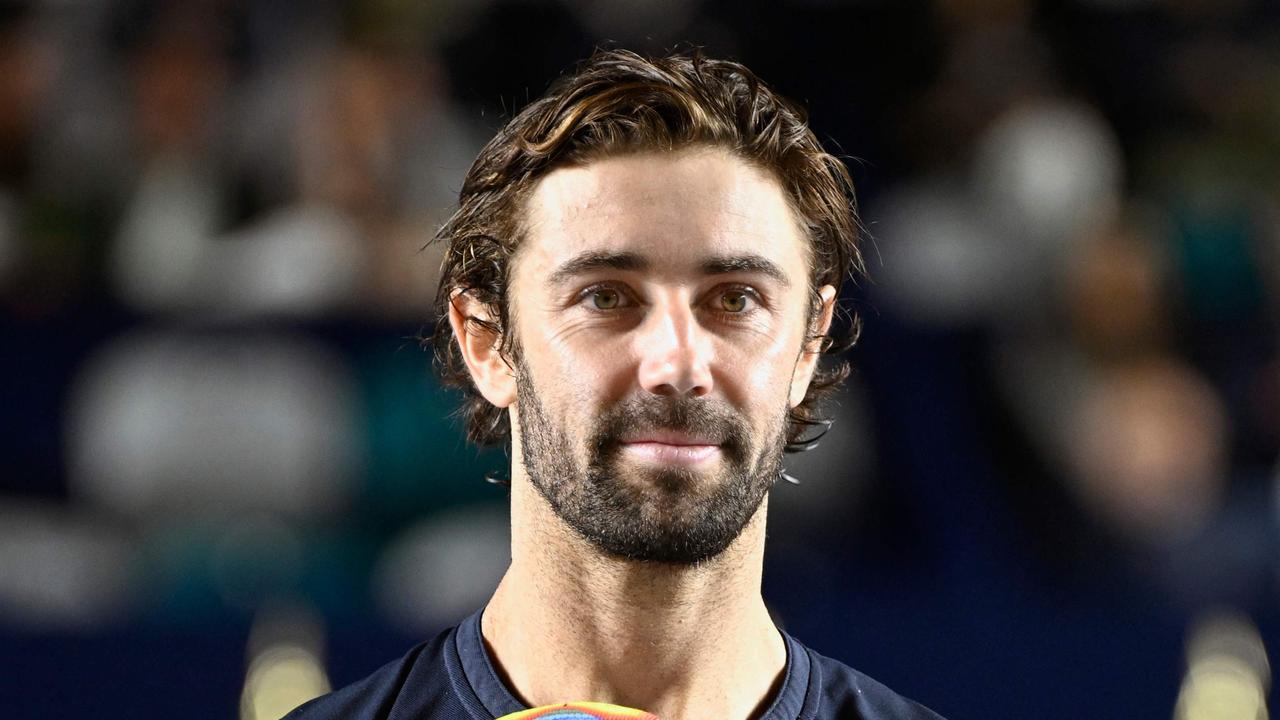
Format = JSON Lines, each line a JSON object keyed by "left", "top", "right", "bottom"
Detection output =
{"left": 508, "top": 148, "right": 828, "bottom": 564}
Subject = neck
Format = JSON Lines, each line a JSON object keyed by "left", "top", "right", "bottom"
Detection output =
{"left": 481, "top": 468, "right": 786, "bottom": 720}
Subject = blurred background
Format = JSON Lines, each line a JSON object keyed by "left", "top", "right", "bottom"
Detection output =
{"left": 1, "top": 0, "right": 1279, "bottom": 718}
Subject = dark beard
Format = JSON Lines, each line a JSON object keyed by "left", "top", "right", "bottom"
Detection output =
{"left": 514, "top": 365, "right": 785, "bottom": 565}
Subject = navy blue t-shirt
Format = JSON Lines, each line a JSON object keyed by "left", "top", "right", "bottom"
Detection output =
{"left": 285, "top": 609, "right": 945, "bottom": 719}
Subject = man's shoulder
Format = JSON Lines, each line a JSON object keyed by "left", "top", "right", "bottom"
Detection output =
{"left": 283, "top": 626, "right": 466, "bottom": 720}
{"left": 800, "top": 640, "right": 947, "bottom": 720}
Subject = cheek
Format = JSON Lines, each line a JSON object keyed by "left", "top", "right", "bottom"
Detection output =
{"left": 721, "top": 328, "right": 800, "bottom": 412}
{"left": 521, "top": 316, "right": 634, "bottom": 414}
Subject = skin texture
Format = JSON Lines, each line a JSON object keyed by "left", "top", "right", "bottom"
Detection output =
{"left": 448, "top": 148, "right": 836, "bottom": 720}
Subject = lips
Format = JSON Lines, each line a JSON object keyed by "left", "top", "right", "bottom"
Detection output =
{"left": 618, "top": 432, "right": 722, "bottom": 466}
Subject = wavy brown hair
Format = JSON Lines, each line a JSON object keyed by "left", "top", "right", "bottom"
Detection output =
{"left": 430, "top": 48, "right": 864, "bottom": 453}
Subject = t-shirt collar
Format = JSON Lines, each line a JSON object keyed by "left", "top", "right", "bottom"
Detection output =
{"left": 454, "top": 607, "right": 812, "bottom": 719}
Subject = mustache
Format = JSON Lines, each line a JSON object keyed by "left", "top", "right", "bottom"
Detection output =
{"left": 589, "top": 396, "right": 750, "bottom": 459}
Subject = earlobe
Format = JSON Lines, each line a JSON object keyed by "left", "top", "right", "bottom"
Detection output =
{"left": 447, "top": 290, "right": 518, "bottom": 408}
{"left": 788, "top": 285, "right": 838, "bottom": 408}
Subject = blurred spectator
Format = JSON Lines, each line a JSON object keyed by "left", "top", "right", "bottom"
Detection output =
{"left": 111, "top": 5, "right": 234, "bottom": 313}
{"left": 114, "top": 6, "right": 481, "bottom": 320}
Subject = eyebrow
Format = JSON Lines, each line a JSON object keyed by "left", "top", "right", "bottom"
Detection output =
{"left": 700, "top": 254, "right": 791, "bottom": 288}
{"left": 547, "top": 251, "right": 648, "bottom": 287}
{"left": 547, "top": 251, "right": 791, "bottom": 288}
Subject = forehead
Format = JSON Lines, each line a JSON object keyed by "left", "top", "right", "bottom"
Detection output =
{"left": 517, "top": 148, "right": 808, "bottom": 278}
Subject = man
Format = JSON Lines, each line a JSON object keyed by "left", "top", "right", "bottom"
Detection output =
{"left": 288, "top": 49, "right": 945, "bottom": 720}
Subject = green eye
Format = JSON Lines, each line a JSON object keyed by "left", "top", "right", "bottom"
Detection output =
{"left": 720, "top": 291, "right": 748, "bottom": 313}
{"left": 592, "top": 289, "right": 621, "bottom": 309}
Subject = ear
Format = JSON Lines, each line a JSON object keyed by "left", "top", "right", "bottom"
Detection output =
{"left": 789, "top": 284, "right": 838, "bottom": 408}
{"left": 447, "top": 290, "right": 517, "bottom": 408}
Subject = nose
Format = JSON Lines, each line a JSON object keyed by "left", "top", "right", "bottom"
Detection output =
{"left": 636, "top": 298, "right": 714, "bottom": 397}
